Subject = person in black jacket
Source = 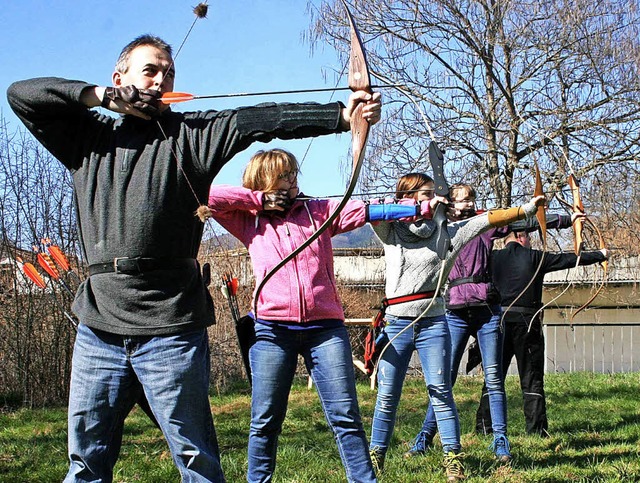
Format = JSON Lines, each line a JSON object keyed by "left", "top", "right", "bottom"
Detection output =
{"left": 475, "top": 230, "right": 608, "bottom": 436}
{"left": 7, "top": 34, "right": 381, "bottom": 482}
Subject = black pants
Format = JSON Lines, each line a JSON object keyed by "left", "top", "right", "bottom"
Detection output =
{"left": 476, "top": 311, "right": 548, "bottom": 436}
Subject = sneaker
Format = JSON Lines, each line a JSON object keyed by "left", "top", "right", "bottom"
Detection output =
{"left": 403, "top": 431, "right": 433, "bottom": 458}
{"left": 369, "top": 446, "right": 385, "bottom": 474}
{"left": 443, "top": 451, "right": 465, "bottom": 481}
{"left": 489, "top": 434, "right": 512, "bottom": 463}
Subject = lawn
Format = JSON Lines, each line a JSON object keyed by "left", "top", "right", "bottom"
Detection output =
{"left": 1, "top": 372, "right": 639, "bottom": 482}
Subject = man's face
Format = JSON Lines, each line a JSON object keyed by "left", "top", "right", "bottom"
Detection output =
{"left": 113, "top": 45, "right": 174, "bottom": 113}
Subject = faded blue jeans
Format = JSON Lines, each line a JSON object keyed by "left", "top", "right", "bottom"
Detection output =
{"left": 419, "top": 305, "right": 507, "bottom": 439}
{"left": 248, "top": 322, "right": 376, "bottom": 483}
{"left": 370, "top": 314, "right": 461, "bottom": 454}
{"left": 65, "top": 324, "right": 224, "bottom": 483}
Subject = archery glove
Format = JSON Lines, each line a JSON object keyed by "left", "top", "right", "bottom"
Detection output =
{"left": 101, "top": 86, "right": 162, "bottom": 117}
{"left": 262, "top": 190, "right": 292, "bottom": 212}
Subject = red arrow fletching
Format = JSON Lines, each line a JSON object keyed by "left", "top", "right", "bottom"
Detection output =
{"left": 47, "top": 245, "right": 71, "bottom": 271}
{"left": 22, "top": 262, "right": 47, "bottom": 289}
{"left": 160, "top": 92, "right": 196, "bottom": 104}
{"left": 37, "top": 253, "right": 60, "bottom": 279}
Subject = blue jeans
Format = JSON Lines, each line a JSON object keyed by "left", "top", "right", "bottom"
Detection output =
{"left": 65, "top": 324, "right": 224, "bottom": 483}
{"left": 370, "top": 314, "right": 460, "bottom": 454}
{"left": 249, "top": 323, "right": 376, "bottom": 483}
{"left": 420, "top": 305, "right": 507, "bottom": 438}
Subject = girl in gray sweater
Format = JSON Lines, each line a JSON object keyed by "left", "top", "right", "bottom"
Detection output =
{"left": 368, "top": 172, "right": 544, "bottom": 481}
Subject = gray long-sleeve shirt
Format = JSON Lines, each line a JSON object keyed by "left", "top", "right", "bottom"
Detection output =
{"left": 8, "top": 77, "right": 346, "bottom": 335}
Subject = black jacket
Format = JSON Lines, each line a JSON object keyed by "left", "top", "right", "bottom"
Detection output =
{"left": 491, "top": 242, "right": 606, "bottom": 309}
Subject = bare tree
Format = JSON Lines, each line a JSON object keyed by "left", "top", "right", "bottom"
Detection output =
{"left": 306, "top": 0, "right": 640, "bottom": 235}
{"left": 0, "top": 119, "right": 80, "bottom": 406}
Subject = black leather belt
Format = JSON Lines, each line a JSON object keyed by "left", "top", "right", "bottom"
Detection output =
{"left": 88, "top": 257, "right": 197, "bottom": 276}
{"left": 448, "top": 274, "right": 491, "bottom": 288}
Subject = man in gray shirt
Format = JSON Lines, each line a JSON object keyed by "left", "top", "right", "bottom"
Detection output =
{"left": 8, "top": 34, "right": 380, "bottom": 482}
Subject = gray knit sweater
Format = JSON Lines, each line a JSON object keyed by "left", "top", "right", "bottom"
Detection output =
{"left": 372, "top": 202, "right": 538, "bottom": 318}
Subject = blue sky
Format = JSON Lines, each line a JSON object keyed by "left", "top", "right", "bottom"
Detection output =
{"left": 1, "top": 0, "right": 354, "bottom": 197}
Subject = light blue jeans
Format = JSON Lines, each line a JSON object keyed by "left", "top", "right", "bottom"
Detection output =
{"left": 248, "top": 322, "right": 376, "bottom": 483}
{"left": 65, "top": 324, "right": 224, "bottom": 482}
{"left": 419, "top": 305, "right": 507, "bottom": 438}
{"left": 370, "top": 314, "right": 461, "bottom": 454}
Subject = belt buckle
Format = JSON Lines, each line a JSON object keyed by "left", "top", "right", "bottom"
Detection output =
{"left": 113, "top": 257, "right": 141, "bottom": 274}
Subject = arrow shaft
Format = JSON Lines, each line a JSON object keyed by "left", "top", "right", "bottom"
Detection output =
{"left": 161, "top": 84, "right": 399, "bottom": 104}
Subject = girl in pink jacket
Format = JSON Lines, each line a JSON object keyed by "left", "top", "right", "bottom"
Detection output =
{"left": 207, "top": 148, "right": 437, "bottom": 483}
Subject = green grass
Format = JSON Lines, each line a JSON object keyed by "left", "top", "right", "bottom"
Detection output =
{"left": 1, "top": 373, "right": 639, "bottom": 482}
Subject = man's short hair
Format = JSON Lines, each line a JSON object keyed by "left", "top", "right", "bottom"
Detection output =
{"left": 115, "top": 35, "right": 172, "bottom": 74}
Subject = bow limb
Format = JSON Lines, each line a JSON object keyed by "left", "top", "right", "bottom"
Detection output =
{"left": 570, "top": 217, "right": 607, "bottom": 323}
{"left": 563, "top": 174, "right": 607, "bottom": 322}
{"left": 550, "top": 176, "right": 606, "bottom": 324}
{"left": 251, "top": 0, "right": 372, "bottom": 319}
{"left": 429, "top": 142, "right": 451, "bottom": 260}
{"left": 568, "top": 174, "right": 585, "bottom": 255}
{"left": 530, "top": 176, "right": 585, "bottom": 326}
{"left": 534, "top": 160, "right": 547, "bottom": 249}
{"left": 588, "top": 219, "right": 608, "bottom": 274}
{"left": 502, "top": 161, "right": 549, "bottom": 331}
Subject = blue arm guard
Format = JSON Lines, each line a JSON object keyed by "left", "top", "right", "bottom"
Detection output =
{"left": 366, "top": 203, "right": 419, "bottom": 222}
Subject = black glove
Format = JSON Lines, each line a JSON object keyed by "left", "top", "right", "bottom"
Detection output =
{"left": 262, "top": 190, "right": 292, "bottom": 211}
{"left": 101, "top": 86, "right": 162, "bottom": 117}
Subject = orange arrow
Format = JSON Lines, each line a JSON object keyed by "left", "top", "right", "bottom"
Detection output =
{"left": 160, "top": 85, "right": 397, "bottom": 105}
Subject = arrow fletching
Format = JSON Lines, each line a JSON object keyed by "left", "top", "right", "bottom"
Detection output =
{"left": 193, "top": 2, "right": 208, "bottom": 18}
{"left": 160, "top": 92, "right": 196, "bottom": 104}
{"left": 37, "top": 253, "right": 60, "bottom": 279}
{"left": 44, "top": 239, "right": 71, "bottom": 271}
{"left": 20, "top": 260, "right": 47, "bottom": 289}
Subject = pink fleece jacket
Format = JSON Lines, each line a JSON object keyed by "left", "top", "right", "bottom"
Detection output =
{"left": 208, "top": 185, "right": 370, "bottom": 323}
